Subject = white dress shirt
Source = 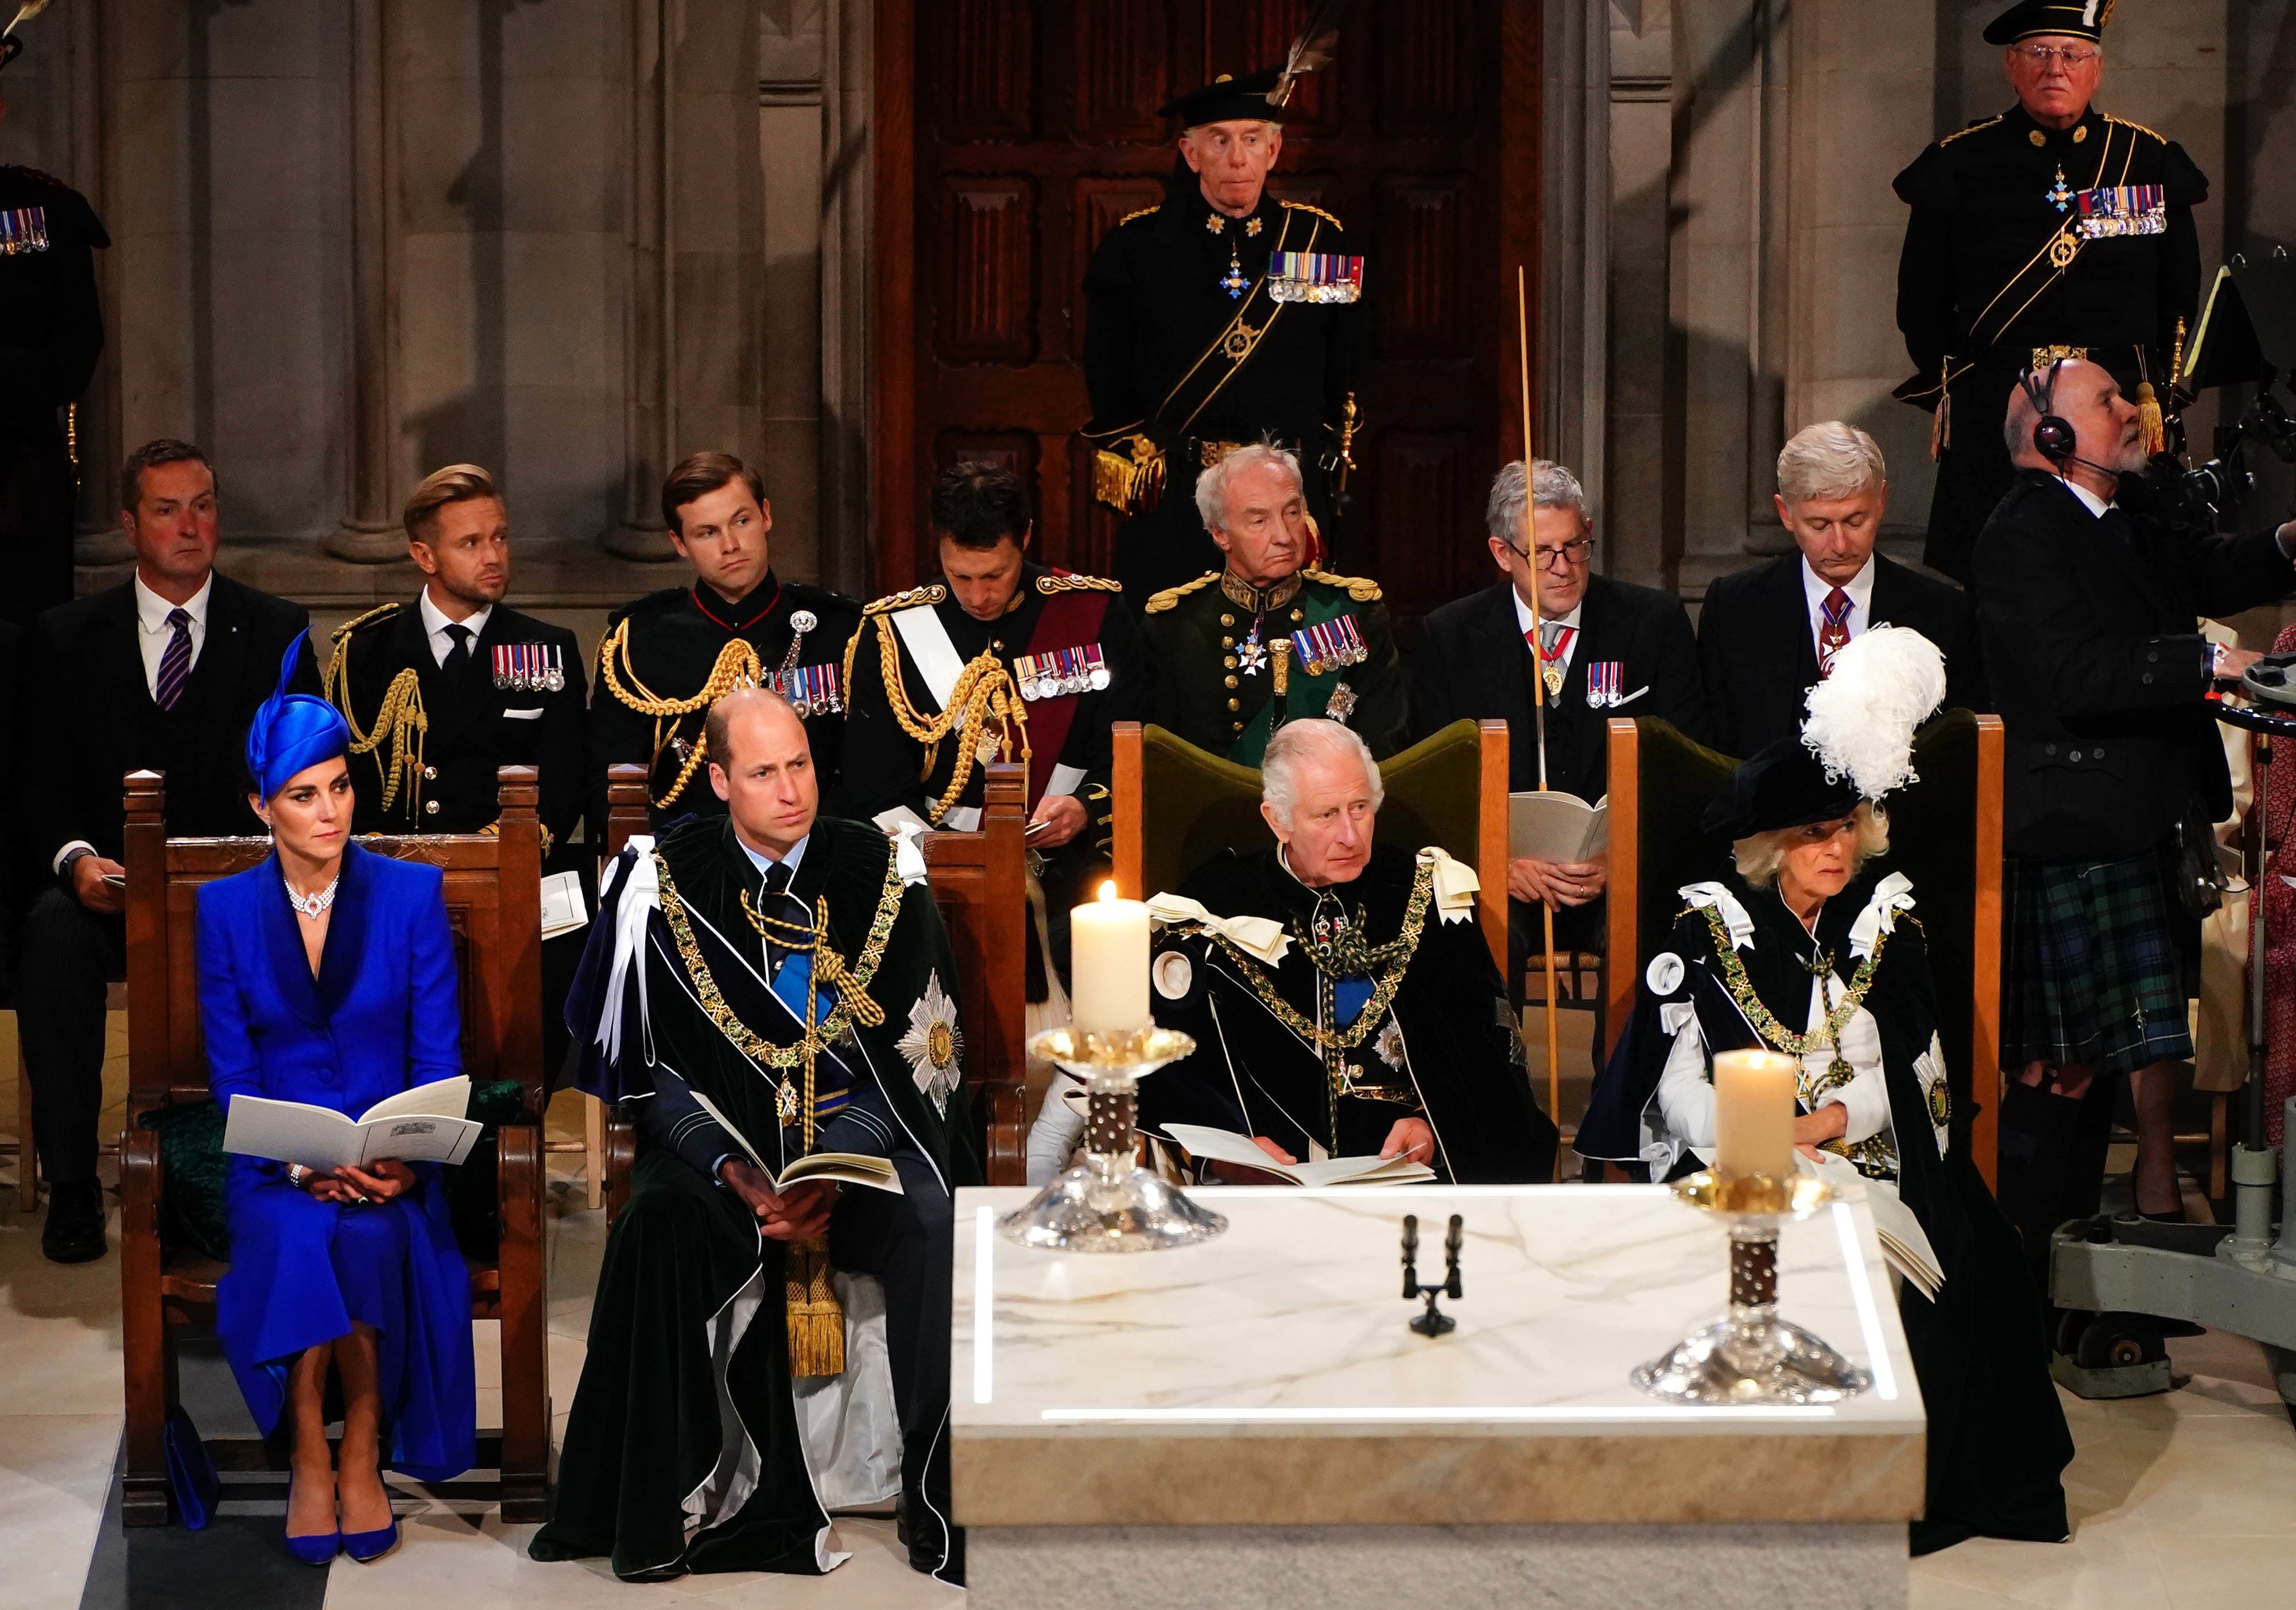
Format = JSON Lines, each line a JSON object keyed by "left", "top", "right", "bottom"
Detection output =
{"left": 2058, "top": 476, "right": 2113, "bottom": 519}
{"left": 134, "top": 572, "right": 213, "bottom": 699}
{"left": 1799, "top": 556, "right": 1876, "bottom": 661}
{"left": 419, "top": 588, "right": 493, "bottom": 668}
{"left": 1511, "top": 589, "right": 1584, "bottom": 686}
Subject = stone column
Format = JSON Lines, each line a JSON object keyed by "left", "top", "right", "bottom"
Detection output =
{"left": 1604, "top": 0, "right": 1675, "bottom": 592}
{"left": 1540, "top": 0, "right": 1612, "bottom": 536}
{"left": 328, "top": 0, "right": 404, "bottom": 561}
{"left": 759, "top": 1, "right": 828, "bottom": 584}
{"left": 606, "top": 0, "right": 676, "bottom": 560}
{"left": 819, "top": 0, "right": 875, "bottom": 599}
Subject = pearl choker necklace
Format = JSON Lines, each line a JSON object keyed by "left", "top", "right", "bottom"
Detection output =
{"left": 284, "top": 873, "right": 341, "bottom": 920}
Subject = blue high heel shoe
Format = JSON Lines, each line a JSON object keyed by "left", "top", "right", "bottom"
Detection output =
{"left": 282, "top": 1474, "right": 341, "bottom": 1566}
{"left": 342, "top": 1514, "right": 400, "bottom": 1565}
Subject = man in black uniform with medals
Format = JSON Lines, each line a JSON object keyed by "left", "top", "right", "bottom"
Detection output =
{"left": 1082, "top": 41, "right": 1362, "bottom": 608}
{"left": 1140, "top": 441, "right": 1405, "bottom": 766}
{"left": 323, "top": 464, "right": 590, "bottom": 1064}
{"left": 1893, "top": 0, "right": 2205, "bottom": 583}
{"left": 1, "top": 21, "right": 109, "bottom": 629}
{"left": 843, "top": 463, "right": 1137, "bottom": 997}
{"left": 591, "top": 452, "right": 863, "bottom": 828}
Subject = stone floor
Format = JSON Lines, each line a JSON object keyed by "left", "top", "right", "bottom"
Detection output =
{"left": 3, "top": 1010, "right": 2292, "bottom": 1609}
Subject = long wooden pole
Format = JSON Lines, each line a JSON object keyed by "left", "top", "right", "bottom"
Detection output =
{"left": 1517, "top": 267, "right": 1562, "bottom": 1154}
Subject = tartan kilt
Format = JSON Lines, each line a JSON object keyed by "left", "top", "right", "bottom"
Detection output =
{"left": 2003, "top": 843, "right": 2198, "bottom": 1078}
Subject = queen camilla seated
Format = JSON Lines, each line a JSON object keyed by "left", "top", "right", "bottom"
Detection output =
{"left": 1577, "top": 628, "right": 2072, "bottom": 1554}
{"left": 1127, "top": 718, "right": 1559, "bottom": 1184}
{"left": 197, "top": 637, "right": 474, "bottom": 1565}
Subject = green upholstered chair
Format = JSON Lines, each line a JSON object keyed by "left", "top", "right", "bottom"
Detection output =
{"left": 1111, "top": 719, "right": 1511, "bottom": 974}
{"left": 1600, "top": 711, "right": 2004, "bottom": 1185}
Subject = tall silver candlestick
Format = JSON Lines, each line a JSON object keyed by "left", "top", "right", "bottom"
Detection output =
{"left": 1632, "top": 1170, "right": 1872, "bottom": 1405}
{"left": 998, "top": 1025, "right": 1227, "bottom": 1253}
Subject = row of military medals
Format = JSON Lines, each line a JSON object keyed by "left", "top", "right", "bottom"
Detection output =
{"left": 1013, "top": 644, "right": 1110, "bottom": 701}
{"left": 490, "top": 643, "right": 567, "bottom": 692}
{"left": 771, "top": 611, "right": 845, "bottom": 717}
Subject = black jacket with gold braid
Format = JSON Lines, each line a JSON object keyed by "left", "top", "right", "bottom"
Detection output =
{"left": 325, "top": 597, "right": 585, "bottom": 851}
{"left": 589, "top": 572, "right": 863, "bottom": 831}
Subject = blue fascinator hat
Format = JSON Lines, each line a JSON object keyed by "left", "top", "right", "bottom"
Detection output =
{"left": 245, "top": 632, "right": 349, "bottom": 799}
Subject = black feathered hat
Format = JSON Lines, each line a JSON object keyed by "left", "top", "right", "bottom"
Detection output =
{"left": 1158, "top": 69, "right": 1290, "bottom": 128}
{"left": 1983, "top": 0, "right": 2114, "bottom": 46}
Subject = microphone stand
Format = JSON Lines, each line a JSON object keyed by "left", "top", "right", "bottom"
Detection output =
{"left": 1517, "top": 268, "right": 1562, "bottom": 1159}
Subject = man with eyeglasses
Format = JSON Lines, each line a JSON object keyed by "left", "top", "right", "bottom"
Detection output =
{"left": 1413, "top": 460, "right": 1705, "bottom": 1006}
{"left": 1891, "top": 0, "right": 2205, "bottom": 585}
{"left": 1081, "top": 63, "right": 1363, "bottom": 609}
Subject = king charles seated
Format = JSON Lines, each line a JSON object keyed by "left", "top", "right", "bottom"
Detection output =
{"left": 1133, "top": 718, "right": 1558, "bottom": 1183}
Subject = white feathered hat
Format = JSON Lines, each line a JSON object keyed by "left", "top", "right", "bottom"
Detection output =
{"left": 1800, "top": 624, "right": 1949, "bottom": 801}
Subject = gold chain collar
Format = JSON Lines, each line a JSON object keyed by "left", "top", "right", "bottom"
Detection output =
{"left": 653, "top": 844, "right": 904, "bottom": 1146}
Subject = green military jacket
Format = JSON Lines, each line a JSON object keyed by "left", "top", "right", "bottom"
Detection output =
{"left": 1139, "top": 566, "right": 1407, "bottom": 765}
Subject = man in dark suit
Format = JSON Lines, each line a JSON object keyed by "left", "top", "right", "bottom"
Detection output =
{"left": 1700, "top": 421, "right": 1983, "bottom": 757}
{"left": 18, "top": 440, "right": 313, "bottom": 1262}
{"left": 1414, "top": 459, "right": 1707, "bottom": 998}
{"left": 323, "top": 463, "right": 589, "bottom": 1068}
{"left": 1979, "top": 358, "right": 2295, "bottom": 1267}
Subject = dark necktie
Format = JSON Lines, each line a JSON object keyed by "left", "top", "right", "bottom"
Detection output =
{"left": 443, "top": 622, "right": 474, "bottom": 675}
{"left": 153, "top": 607, "right": 193, "bottom": 711}
{"left": 759, "top": 860, "right": 798, "bottom": 973}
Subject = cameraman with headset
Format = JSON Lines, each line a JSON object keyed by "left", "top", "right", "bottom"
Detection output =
{"left": 1979, "top": 356, "right": 2296, "bottom": 1287}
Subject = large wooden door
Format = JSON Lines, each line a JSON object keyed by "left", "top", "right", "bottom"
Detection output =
{"left": 874, "top": 0, "right": 1541, "bottom": 634}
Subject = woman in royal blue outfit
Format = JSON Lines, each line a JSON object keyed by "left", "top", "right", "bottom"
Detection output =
{"left": 200, "top": 637, "right": 474, "bottom": 1564}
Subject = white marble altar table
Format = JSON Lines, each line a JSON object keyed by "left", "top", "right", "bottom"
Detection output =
{"left": 952, "top": 1183, "right": 1924, "bottom": 1610}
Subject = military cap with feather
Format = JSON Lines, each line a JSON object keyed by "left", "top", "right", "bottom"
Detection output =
{"left": 1155, "top": 0, "right": 1351, "bottom": 126}
{"left": 1983, "top": 0, "right": 2115, "bottom": 46}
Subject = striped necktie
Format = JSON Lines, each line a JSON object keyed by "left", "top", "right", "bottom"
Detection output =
{"left": 1528, "top": 620, "right": 1573, "bottom": 698}
{"left": 154, "top": 608, "right": 193, "bottom": 711}
{"left": 1818, "top": 588, "right": 1852, "bottom": 676}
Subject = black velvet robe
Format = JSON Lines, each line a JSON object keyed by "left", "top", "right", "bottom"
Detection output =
{"left": 1580, "top": 864, "right": 2073, "bottom": 1555}
{"left": 1141, "top": 843, "right": 1558, "bottom": 1183}
{"left": 532, "top": 815, "right": 979, "bottom": 1580}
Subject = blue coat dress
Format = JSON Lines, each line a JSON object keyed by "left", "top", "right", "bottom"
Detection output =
{"left": 198, "top": 843, "right": 476, "bottom": 1481}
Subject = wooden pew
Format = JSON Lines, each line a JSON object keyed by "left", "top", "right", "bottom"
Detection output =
{"left": 596, "top": 763, "right": 1030, "bottom": 1198}
{"left": 118, "top": 767, "right": 549, "bottom": 1525}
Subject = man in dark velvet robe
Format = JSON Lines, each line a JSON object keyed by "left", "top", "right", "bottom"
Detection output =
{"left": 533, "top": 689, "right": 978, "bottom": 1585}
{"left": 1138, "top": 719, "right": 1558, "bottom": 1183}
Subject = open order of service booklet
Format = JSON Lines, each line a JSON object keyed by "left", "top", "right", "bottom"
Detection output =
{"left": 222, "top": 1074, "right": 483, "bottom": 1170}
{"left": 1161, "top": 1123, "right": 1437, "bottom": 1188}
{"left": 1804, "top": 1151, "right": 1944, "bottom": 1302}
{"left": 1510, "top": 792, "right": 1608, "bottom": 864}
{"left": 688, "top": 1089, "right": 905, "bottom": 1194}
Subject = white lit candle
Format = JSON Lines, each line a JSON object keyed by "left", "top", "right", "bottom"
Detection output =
{"left": 1070, "top": 881, "right": 1150, "bottom": 1035}
{"left": 1713, "top": 1049, "right": 1798, "bottom": 1180}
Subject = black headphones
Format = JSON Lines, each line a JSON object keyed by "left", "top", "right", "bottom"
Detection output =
{"left": 2023, "top": 360, "right": 2078, "bottom": 463}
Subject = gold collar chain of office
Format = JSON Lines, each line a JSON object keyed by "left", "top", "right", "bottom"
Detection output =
{"left": 870, "top": 622, "right": 1032, "bottom": 823}
{"left": 653, "top": 848, "right": 903, "bottom": 1149}
{"left": 1180, "top": 859, "right": 1436, "bottom": 1057}
{"left": 598, "top": 623, "right": 769, "bottom": 808}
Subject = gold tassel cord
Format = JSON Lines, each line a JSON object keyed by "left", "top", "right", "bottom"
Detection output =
{"left": 2136, "top": 381, "right": 2167, "bottom": 459}
{"left": 785, "top": 1236, "right": 846, "bottom": 1378}
{"left": 323, "top": 636, "right": 428, "bottom": 817}
{"left": 868, "top": 619, "right": 1032, "bottom": 824}
{"left": 596, "top": 623, "right": 767, "bottom": 809}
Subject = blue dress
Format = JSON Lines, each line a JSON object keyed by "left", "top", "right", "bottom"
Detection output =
{"left": 198, "top": 843, "right": 476, "bottom": 1482}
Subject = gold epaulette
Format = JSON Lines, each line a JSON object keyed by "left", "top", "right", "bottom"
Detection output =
{"left": 1302, "top": 566, "right": 1382, "bottom": 603}
{"left": 2103, "top": 113, "right": 2169, "bottom": 145}
{"left": 1937, "top": 115, "right": 2002, "bottom": 147}
{"left": 1281, "top": 201, "right": 1344, "bottom": 228}
{"left": 1037, "top": 573, "right": 1120, "bottom": 595}
{"left": 1143, "top": 571, "right": 1220, "bottom": 615}
{"left": 329, "top": 602, "right": 400, "bottom": 641}
{"left": 1118, "top": 205, "right": 1158, "bottom": 226}
{"left": 862, "top": 583, "right": 948, "bottom": 616}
